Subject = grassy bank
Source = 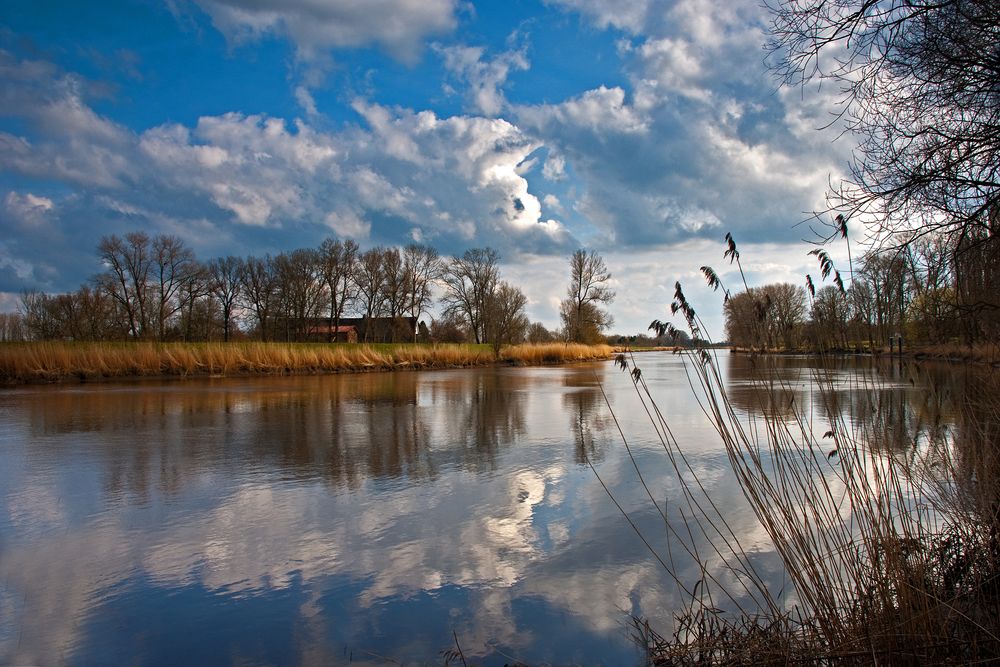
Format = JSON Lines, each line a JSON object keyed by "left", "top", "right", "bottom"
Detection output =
{"left": 0, "top": 341, "right": 614, "bottom": 385}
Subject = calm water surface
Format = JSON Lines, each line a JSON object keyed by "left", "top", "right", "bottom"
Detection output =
{"left": 0, "top": 353, "right": 977, "bottom": 665}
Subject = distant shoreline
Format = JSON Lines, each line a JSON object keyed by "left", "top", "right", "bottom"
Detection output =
{"left": 726, "top": 343, "right": 1000, "bottom": 368}
{"left": 0, "top": 341, "right": 616, "bottom": 387}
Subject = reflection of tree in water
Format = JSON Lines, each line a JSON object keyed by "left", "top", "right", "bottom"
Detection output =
{"left": 811, "top": 362, "right": 964, "bottom": 463}
{"left": 233, "top": 373, "right": 434, "bottom": 487}
{"left": 562, "top": 367, "right": 610, "bottom": 465}
{"left": 724, "top": 355, "right": 812, "bottom": 420}
{"left": 725, "top": 356, "right": 962, "bottom": 459}
{"left": 462, "top": 371, "right": 525, "bottom": 471}
{"left": 18, "top": 370, "right": 533, "bottom": 500}
{"left": 358, "top": 374, "right": 433, "bottom": 481}
{"left": 19, "top": 375, "right": 433, "bottom": 499}
{"left": 950, "top": 371, "right": 1000, "bottom": 532}
{"left": 408, "top": 369, "right": 527, "bottom": 473}
{"left": 24, "top": 388, "right": 244, "bottom": 504}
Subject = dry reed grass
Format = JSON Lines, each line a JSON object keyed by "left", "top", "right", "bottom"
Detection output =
{"left": 607, "top": 346, "right": 1000, "bottom": 665}
{"left": 0, "top": 341, "right": 612, "bottom": 384}
{"left": 501, "top": 342, "right": 613, "bottom": 364}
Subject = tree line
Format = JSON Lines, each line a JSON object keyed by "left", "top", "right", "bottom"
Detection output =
{"left": 12, "top": 233, "right": 617, "bottom": 348}
{"left": 722, "top": 223, "right": 1000, "bottom": 351}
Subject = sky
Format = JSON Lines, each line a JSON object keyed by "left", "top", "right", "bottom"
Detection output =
{"left": 0, "top": 0, "right": 858, "bottom": 338}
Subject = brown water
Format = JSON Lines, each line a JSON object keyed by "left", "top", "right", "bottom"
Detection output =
{"left": 0, "top": 353, "right": 982, "bottom": 665}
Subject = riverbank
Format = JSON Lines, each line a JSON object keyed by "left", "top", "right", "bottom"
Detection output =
{"left": 0, "top": 341, "right": 615, "bottom": 386}
{"left": 728, "top": 342, "right": 1000, "bottom": 367}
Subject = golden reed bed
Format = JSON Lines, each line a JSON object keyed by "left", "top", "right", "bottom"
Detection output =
{"left": 0, "top": 341, "right": 614, "bottom": 384}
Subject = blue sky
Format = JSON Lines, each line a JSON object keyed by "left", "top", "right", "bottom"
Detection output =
{"left": 0, "top": 0, "right": 855, "bottom": 336}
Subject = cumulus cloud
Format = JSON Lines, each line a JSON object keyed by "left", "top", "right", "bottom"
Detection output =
{"left": 0, "top": 52, "right": 134, "bottom": 189}
{"left": 179, "top": 0, "right": 461, "bottom": 118}
{"left": 348, "top": 100, "right": 573, "bottom": 249}
{"left": 509, "top": 0, "right": 845, "bottom": 253}
{"left": 517, "top": 85, "right": 648, "bottom": 135}
{"left": 0, "top": 49, "right": 576, "bottom": 298}
{"left": 437, "top": 43, "right": 530, "bottom": 117}
{"left": 636, "top": 36, "right": 709, "bottom": 101}
{"left": 542, "top": 193, "right": 564, "bottom": 215}
{"left": 190, "top": 0, "right": 459, "bottom": 62}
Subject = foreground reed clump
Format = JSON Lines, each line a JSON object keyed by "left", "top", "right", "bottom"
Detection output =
{"left": 608, "top": 343, "right": 1000, "bottom": 665}
{"left": 0, "top": 341, "right": 614, "bottom": 384}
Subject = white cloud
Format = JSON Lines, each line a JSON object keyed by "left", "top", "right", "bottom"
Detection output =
{"left": 323, "top": 210, "right": 370, "bottom": 238}
{"left": 637, "top": 36, "right": 709, "bottom": 100}
{"left": 294, "top": 84, "right": 318, "bottom": 117}
{"left": 542, "top": 152, "right": 566, "bottom": 181}
{"left": 547, "top": 0, "right": 652, "bottom": 34}
{"left": 349, "top": 100, "right": 573, "bottom": 247}
{"left": 0, "top": 243, "right": 36, "bottom": 282}
{"left": 192, "top": 0, "right": 459, "bottom": 62}
{"left": 507, "top": 0, "right": 847, "bottom": 253}
{"left": 0, "top": 1, "right": 853, "bottom": 307}
{"left": 517, "top": 86, "right": 648, "bottom": 135}
{"left": 542, "top": 194, "right": 564, "bottom": 215}
{"left": 0, "top": 47, "right": 575, "bottom": 286}
{"left": 437, "top": 43, "right": 529, "bottom": 116}
{"left": 4, "top": 191, "right": 54, "bottom": 226}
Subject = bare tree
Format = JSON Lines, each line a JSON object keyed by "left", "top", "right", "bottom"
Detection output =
{"left": 848, "top": 280, "right": 877, "bottom": 349}
{"left": 318, "top": 238, "right": 358, "bottom": 342}
{"left": 0, "top": 312, "right": 26, "bottom": 342}
{"left": 240, "top": 255, "right": 278, "bottom": 341}
{"left": 953, "top": 213, "right": 1000, "bottom": 341}
{"left": 20, "top": 290, "right": 57, "bottom": 340}
{"left": 811, "top": 285, "right": 851, "bottom": 350}
{"left": 859, "top": 252, "right": 910, "bottom": 346}
{"left": 151, "top": 235, "right": 198, "bottom": 340}
{"left": 20, "top": 287, "right": 122, "bottom": 341}
{"left": 483, "top": 281, "right": 529, "bottom": 358}
{"left": 723, "top": 288, "right": 765, "bottom": 349}
{"left": 767, "top": 0, "right": 1000, "bottom": 245}
{"left": 354, "top": 247, "right": 388, "bottom": 341}
{"left": 560, "top": 249, "right": 615, "bottom": 343}
{"left": 429, "top": 312, "right": 469, "bottom": 343}
{"left": 208, "top": 256, "right": 244, "bottom": 342}
{"left": 439, "top": 247, "right": 500, "bottom": 344}
{"left": 526, "top": 321, "right": 555, "bottom": 343}
{"left": 379, "top": 247, "right": 408, "bottom": 341}
{"left": 273, "top": 249, "right": 324, "bottom": 342}
{"left": 764, "top": 283, "right": 807, "bottom": 349}
{"left": 177, "top": 265, "right": 216, "bottom": 341}
{"left": 402, "top": 244, "right": 441, "bottom": 342}
{"left": 96, "top": 232, "right": 152, "bottom": 339}
{"left": 904, "top": 235, "right": 958, "bottom": 343}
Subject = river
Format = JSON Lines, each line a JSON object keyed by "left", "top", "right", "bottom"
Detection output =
{"left": 0, "top": 352, "right": 982, "bottom": 665}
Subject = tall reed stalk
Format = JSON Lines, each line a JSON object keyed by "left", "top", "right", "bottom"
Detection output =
{"left": 602, "top": 245, "right": 1000, "bottom": 662}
